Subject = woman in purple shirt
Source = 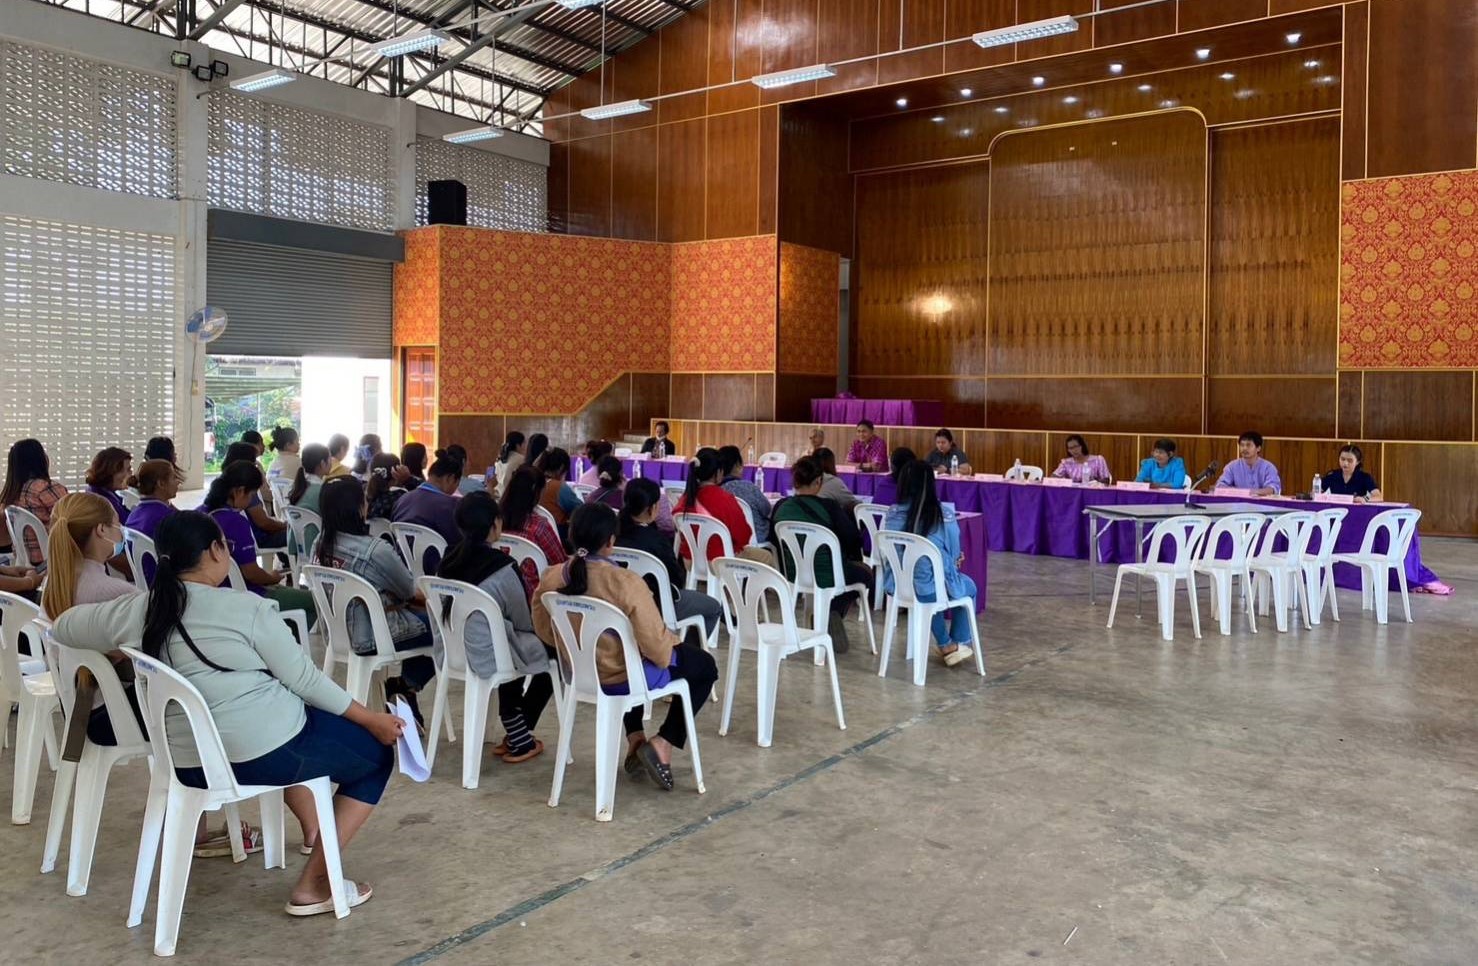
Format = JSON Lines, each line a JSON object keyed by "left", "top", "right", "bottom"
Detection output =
{"left": 126, "top": 459, "right": 181, "bottom": 539}
{"left": 201, "top": 461, "right": 316, "bottom": 623}
{"left": 85, "top": 446, "right": 133, "bottom": 526}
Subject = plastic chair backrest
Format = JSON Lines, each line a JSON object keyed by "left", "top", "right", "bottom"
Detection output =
{"left": 302, "top": 564, "right": 398, "bottom": 660}
{"left": 672, "top": 513, "right": 734, "bottom": 581}
{"left": 122, "top": 527, "right": 158, "bottom": 591}
{"left": 540, "top": 593, "right": 649, "bottom": 708}
{"left": 367, "top": 518, "right": 392, "bottom": 542}
{"left": 773, "top": 521, "right": 847, "bottom": 593}
{"left": 122, "top": 647, "right": 240, "bottom": 796}
{"left": 1356, "top": 507, "right": 1421, "bottom": 563}
{"left": 568, "top": 483, "right": 595, "bottom": 501}
{"left": 1196, "top": 513, "right": 1266, "bottom": 568}
{"left": 268, "top": 477, "right": 293, "bottom": 513}
{"left": 1143, "top": 515, "right": 1212, "bottom": 574}
{"left": 120, "top": 489, "right": 141, "bottom": 511}
{"left": 607, "top": 547, "right": 679, "bottom": 626}
{"left": 1004, "top": 464, "right": 1044, "bottom": 482}
{"left": 416, "top": 576, "right": 516, "bottom": 679}
{"left": 391, "top": 523, "right": 447, "bottom": 579}
{"left": 494, "top": 533, "right": 549, "bottom": 575}
{"left": 226, "top": 558, "right": 250, "bottom": 593}
{"left": 47, "top": 629, "right": 150, "bottom": 750}
{"left": 874, "top": 529, "right": 948, "bottom": 607}
{"left": 734, "top": 500, "right": 759, "bottom": 546}
{"left": 854, "top": 504, "right": 888, "bottom": 564}
{"left": 712, "top": 556, "right": 801, "bottom": 645}
{"left": 1307, "top": 507, "right": 1349, "bottom": 564}
{"left": 5, "top": 506, "right": 48, "bottom": 569}
{"left": 759, "top": 452, "right": 788, "bottom": 467}
{"left": 534, "top": 504, "right": 559, "bottom": 531}
{"left": 283, "top": 506, "right": 322, "bottom": 560}
{"left": 1252, "top": 511, "right": 1315, "bottom": 565}
{"left": 0, "top": 591, "right": 44, "bottom": 702}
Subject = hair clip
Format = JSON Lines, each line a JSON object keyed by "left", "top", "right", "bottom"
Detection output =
{"left": 575, "top": 548, "right": 588, "bottom": 558}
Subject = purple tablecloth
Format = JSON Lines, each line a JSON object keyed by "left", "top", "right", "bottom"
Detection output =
{"left": 810, "top": 398, "right": 945, "bottom": 427}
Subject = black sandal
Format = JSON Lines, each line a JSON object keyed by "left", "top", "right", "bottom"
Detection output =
{"left": 636, "top": 741, "right": 674, "bottom": 791}
{"left": 624, "top": 743, "right": 645, "bottom": 781}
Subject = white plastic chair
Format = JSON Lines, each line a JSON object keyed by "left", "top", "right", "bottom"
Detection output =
{"left": 608, "top": 547, "right": 711, "bottom": 648}
{"left": 758, "top": 451, "right": 788, "bottom": 467}
{"left": 121, "top": 527, "right": 158, "bottom": 591}
{"left": 367, "top": 517, "right": 392, "bottom": 543}
{"left": 495, "top": 533, "right": 550, "bottom": 577}
{"left": 120, "top": 489, "right": 141, "bottom": 511}
{"left": 542, "top": 593, "right": 705, "bottom": 821}
{"left": 122, "top": 647, "right": 350, "bottom": 957}
{"left": 1331, "top": 507, "right": 1421, "bottom": 625}
{"left": 282, "top": 506, "right": 322, "bottom": 585}
{"left": 672, "top": 512, "right": 734, "bottom": 599}
{"left": 875, "top": 530, "right": 986, "bottom": 685}
{"left": 267, "top": 477, "right": 293, "bottom": 521}
{"left": 225, "top": 559, "right": 311, "bottom": 654}
{"left": 1301, "top": 507, "right": 1349, "bottom": 625}
{"left": 734, "top": 499, "right": 761, "bottom": 548}
{"left": 568, "top": 483, "right": 595, "bottom": 501}
{"left": 773, "top": 521, "right": 877, "bottom": 664}
{"left": 418, "top": 577, "right": 561, "bottom": 789}
{"left": 534, "top": 504, "right": 559, "bottom": 532}
{"left": 4, "top": 505, "right": 49, "bottom": 570}
{"left": 854, "top": 503, "right": 889, "bottom": 611}
{"left": 1106, "top": 515, "right": 1209, "bottom": 641}
{"left": 0, "top": 592, "right": 60, "bottom": 824}
{"left": 302, "top": 565, "right": 436, "bottom": 708}
{"left": 1004, "top": 464, "right": 1044, "bottom": 482}
{"left": 1248, "top": 511, "right": 1317, "bottom": 632}
{"left": 1189, "top": 513, "right": 1265, "bottom": 636}
{"left": 390, "top": 522, "right": 447, "bottom": 580}
{"left": 712, "top": 557, "right": 845, "bottom": 747}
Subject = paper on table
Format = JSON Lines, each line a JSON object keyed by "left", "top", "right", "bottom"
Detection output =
{"left": 389, "top": 696, "right": 431, "bottom": 782}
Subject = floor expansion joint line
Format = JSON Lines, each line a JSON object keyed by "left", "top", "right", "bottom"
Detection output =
{"left": 395, "top": 642, "right": 1077, "bottom": 966}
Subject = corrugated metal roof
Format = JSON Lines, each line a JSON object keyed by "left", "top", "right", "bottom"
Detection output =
{"left": 32, "top": 0, "right": 699, "bottom": 130}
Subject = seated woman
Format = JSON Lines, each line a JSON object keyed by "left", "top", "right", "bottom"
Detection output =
{"left": 267, "top": 427, "right": 301, "bottom": 490}
{"left": 400, "top": 442, "right": 429, "bottom": 489}
{"left": 439, "top": 445, "right": 484, "bottom": 496}
{"left": 885, "top": 460, "right": 978, "bottom": 668}
{"left": 85, "top": 447, "right": 134, "bottom": 526}
{"left": 924, "top": 430, "right": 972, "bottom": 475}
{"left": 535, "top": 447, "right": 582, "bottom": 528}
{"left": 493, "top": 432, "right": 527, "bottom": 497}
{"left": 500, "top": 466, "right": 568, "bottom": 596}
{"left": 315, "top": 477, "right": 436, "bottom": 723}
{"left": 1135, "top": 438, "right": 1187, "bottom": 488}
{"left": 144, "top": 436, "right": 178, "bottom": 467}
{"left": 1322, "top": 445, "right": 1383, "bottom": 502}
{"left": 353, "top": 434, "right": 383, "bottom": 480}
{"left": 223, "top": 442, "right": 288, "bottom": 552}
{"left": 811, "top": 447, "right": 860, "bottom": 516}
{"left": 436, "top": 492, "right": 556, "bottom": 763}
{"left": 586, "top": 456, "right": 626, "bottom": 510}
{"left": 127, "top": 459, "right": 181, "bottom": 539}
{"left": 54, "top": 510, "right": 401, "bottom": 914}
{"left": 200, "top": 460, "right": 316, "bottom": 624}
{"left": 525, "top": 433, "right": 549, "bottom": 469}
{"left": 770, "top": 457, "right": 869, "bottom": 651}
{"left": 533, "top": 504, "right": 718, "bottom": 791}
{"left": 1052, "top": 435, "right": 1111, "bottom": 484}
{"left": 324, "top": 434, "right": 352, "bottom": 479}
{"left": 288, "top": 444, "right": 334, "bottom": 514}
{"left": 890, "top": 447, "right": 917, "bottom": 485}
{"left": 1, "top": 438, "right": 69, "bottom": 564}
{"left": 365, "top": 452, "right": 410, "bottom": 520}
{"left": 578, "top": 440, "right": 613, "bottom": 486}
{"left": 716, "top": 446, "right": 772, "bottom": 545}
{"left": 390, "top": 455, "right": 463, "bottom": 546}
{"left": 673, "top": 449, "right": 775, "bottom": 567}
{"left": 616, "top": 479, "right": 722, "bottom": 644}
{"left": 240, "top": 431, "right": 272, "bottom": 512}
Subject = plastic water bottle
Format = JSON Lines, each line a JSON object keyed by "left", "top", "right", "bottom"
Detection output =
{"left": 1012, "top": 458, "right": 1022, "bottom": 480}
{"left": 1312, "top": 474, "right": 1322, "bottom": 498}
{"left": 747, "top": 443, "right": 756, "bottom": 465}
{"left": 950, "top": 454, "right": 959, "bottom": 476}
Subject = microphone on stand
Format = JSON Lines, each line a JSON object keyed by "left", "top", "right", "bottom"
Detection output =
{"left": 1185, "top": 460, "right": 1220, "bottom": 509}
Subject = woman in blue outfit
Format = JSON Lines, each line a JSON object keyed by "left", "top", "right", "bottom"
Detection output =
{"left": 1134, "top": 438, "right": 1188, "bottom": 488}
{"left": 884, "top": 460, "right": 977, "bottom": 667}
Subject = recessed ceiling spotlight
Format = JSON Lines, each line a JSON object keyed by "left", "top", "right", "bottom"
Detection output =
{"left": 1219, "top": 72, "right": 1235, "bottom": 80}
{"left": 896, "top": 97, "right": 908, "bottom": 107}
{"left": 960, "top": 87, "right": 973, "bottom": 97}
{"left": 1068, "top": 146, "right": 1076, "bottom": 152}
{"left": 1137, "top": 83, "right": 1152, "bottom": 92}
{"left": 1063, "top": 95, "right": 1078, "bottom": 104}
{"left": 1160, "top": 98, "right": 1178, "bottom": 108}
{"left": 1032, "top": 76, "right": 1045, "bottom": 86}
{"left": 1195, "top": 47, "right": 1211, "bottom": 60}
{"left": 1316, "top": 75, "right": 1338, "bottom": 85}
{"left": 1304, "top": 59, "right": 1320, "bottom": 68}
{"left": 1286, "top": 32, "right": 1302, "bottom": 44}
{"left": 960, "top": 127, "right": 974, "bottom": 137}
{"left": 1085, "top": 108, "right": 1103, "bottom": 118}
{"left": 994, "top": 105, "right": 1009, "bottom": 114}
{"left": 931, "top": 115, "right": 946, "bottom": 122}
{"left": 1234, "top": 88, "right": 1256, "bottom": 100}
{"left": 1108, "top": 63, "right": 1123, "bottom": 74}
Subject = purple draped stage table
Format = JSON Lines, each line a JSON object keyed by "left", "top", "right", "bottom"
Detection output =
{"left": 809, "top": 397, "right": 945, "bottom": 427}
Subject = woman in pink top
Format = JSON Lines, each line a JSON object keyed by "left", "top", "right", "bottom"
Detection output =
{"left": 1051, "top": 435, "right": 1112, "bottom": 484}
{"left": 1, "top": 438, "right": 70, "bottom": 565}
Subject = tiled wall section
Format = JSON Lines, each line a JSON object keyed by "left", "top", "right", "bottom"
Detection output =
{"left": 778, "top": 242, "right": 840, "bottom": 375}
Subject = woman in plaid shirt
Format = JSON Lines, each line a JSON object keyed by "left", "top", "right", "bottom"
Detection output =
{"left": 1, "top": 438, "right": 69, "bottom": 565}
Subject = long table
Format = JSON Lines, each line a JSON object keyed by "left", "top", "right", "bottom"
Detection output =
{"left": 809, "top": 397, "right": 944, "bottom": 427}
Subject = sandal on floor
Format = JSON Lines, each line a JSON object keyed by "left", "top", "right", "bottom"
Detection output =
{"left": 501, "top": 739, "right": 543, "bottom": 764}
{"left": 943, "top": 645, "right": 974, "bottom": 667}
{"left": 300, "top": 837, "right": 316, "bottom": 856}
{"left": 636, "top": 741, "right": 673, "bottom": 791}
{"left": 488, "top": 738, "right": 510, "bottom": 757}
{"left": 194, "top": 822, "right": 263, "bottom": 858}
{"left": 285, "top": 880, "right": 373, "bottom": 917}
{"left": 624, "top": 740, "right": 647, "bottom": 781}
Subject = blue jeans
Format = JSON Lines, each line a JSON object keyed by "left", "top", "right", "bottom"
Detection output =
{"left": 176, "top": 706, "right": 393, "bottom": 805}
{"left": 918, "top": 574, "right": 977, "bottom": 647}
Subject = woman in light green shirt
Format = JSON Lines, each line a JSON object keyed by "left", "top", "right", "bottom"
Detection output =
{"left": 54, "top": 510, "right": 403, "bottom": 917}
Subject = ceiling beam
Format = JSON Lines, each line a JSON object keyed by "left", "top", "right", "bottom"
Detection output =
{"left": 400, "top": 0, "right": 558, "bottom": 97}
{"left": 126, "top": 0, "right": 179, "bottom": 28}
{"left": 189, "top": 0, "right": 250, "bottom": 40}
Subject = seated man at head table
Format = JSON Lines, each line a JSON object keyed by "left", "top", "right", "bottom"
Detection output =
{"left": 641, "top": 421, "right": 675, "bottom": 458}
{"left": 844, "top": 420, "right": 888, "bottom": 473}
{"left": 925, "top": 429, "right": 972, "bottom": 475}
{"left": 805, "top": 427, "right": 826, "bottom": 457}
{"left": 1215, "top": 431, "right": 1281, "bottom": 497}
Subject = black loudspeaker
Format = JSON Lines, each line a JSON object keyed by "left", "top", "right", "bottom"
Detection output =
{"left": 428, "top": 179, "right": 468, "bottom": 226}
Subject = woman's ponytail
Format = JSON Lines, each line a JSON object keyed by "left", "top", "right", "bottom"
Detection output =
{"left": 141, "top": 511, "right": 223, "bottom": 660}
{"left": 560, "top": 503, "right": 618, "bottom": 597}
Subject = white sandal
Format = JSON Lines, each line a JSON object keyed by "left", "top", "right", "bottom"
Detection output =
{"left": 284, "top": 879, "right": 373, "bottom": 917}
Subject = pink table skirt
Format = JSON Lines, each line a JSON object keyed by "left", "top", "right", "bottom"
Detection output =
{"left": 810, "top": 398, "right": 945, "bottom": 427}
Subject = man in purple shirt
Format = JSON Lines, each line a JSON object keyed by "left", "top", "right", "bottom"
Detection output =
{"left": 845, "top": 420, "right": 889, "bottom": 473}
{"left": 1216, "top": 431, "right": 1281, "bottom": 496}
{"left": 390, "top": 454, "right": 463, "bottom": 544}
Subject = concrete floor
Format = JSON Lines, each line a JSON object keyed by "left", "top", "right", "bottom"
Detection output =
{"left": 4, "top": 538, "right": 1477, "bottom": 965}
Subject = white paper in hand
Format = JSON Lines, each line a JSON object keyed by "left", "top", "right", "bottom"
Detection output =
{"left": 389, "top": 696, "right": 431, "bottom": 782}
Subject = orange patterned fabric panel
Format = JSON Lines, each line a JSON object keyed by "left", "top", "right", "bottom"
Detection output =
{"left": 1340, "top": 171, "right": 1478, "bottom": 368}
{"left": 670, "top": 236, "right": 778, "bottom": 372}
{"left": 778, "top": 242, "right": 840, "bottom": 374}
{"left": 393, "top": 228, "right": 441, "bottom": 346}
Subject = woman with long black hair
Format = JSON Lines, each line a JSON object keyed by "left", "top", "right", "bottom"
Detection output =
{"left": 884, "top": 460, "right": 978, "bottom": 667}
{"left": 533, "top": 503, "right": 717, "bottom": 791}
{"left": 53, "top": 510, "right": 401, "bottom": 915}
{"left": 199, "top": 460, "right": 315, "bottom": 623}
{"left": 493, "top": 431, "right": 527, "bottom": 495}
{"left": 1, "top": 438, "right": 69, "bottom": 563}
{"left": 616, "top": 478, "right": 722, "bottom": 644}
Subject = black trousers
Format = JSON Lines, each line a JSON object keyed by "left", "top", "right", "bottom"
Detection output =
{"left": 496, "top": 646, "right": 558, "bottom": 733}
{"left": 829, "top": 559, "right": 874, "bottom": 615}
{"left": 621, "top": 641, "right": 718, "bottom": 750}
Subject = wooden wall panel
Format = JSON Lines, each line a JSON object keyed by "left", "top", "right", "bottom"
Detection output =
{"left": 986, "top": 377, "right": 1204, "bottom": 434}
{"left": 1382, "top": 443, "right": 1478, "bottom": 535}
{"left": 611, "top": 127, "right": 658, "bottom": 241}
{"left": 942, "top": 0, "right": 1015, "bottom": 73}
{"left": 854, "top": 163, "right": 990, "bottom": 376}
{"left": 817, "top": 0, "right": 880, "bottom": 94}
{"left": 759, "top": 106, "right": 779, "bottom": 234}
{"left": 706, "top": 110, "right": 761, "bottom": 239}
{"left": 567, "top": 135, "right": 612, "bottom": 238}
{"left": 988, "top": 112, "right": 1206, "bottom": 376}
{"left": 657, "top": 119, "right": 707, "bottom": 243}
{"left": 1094, "top": 0, "right": 1179, "bottom": 46}
{"left": 707, "top": 0, "right": 764, "bottom": 115}
{"left": 1207, "top": 376, "right": 1338, "bottom": 438}
{"left": 960, "top": 429, "right": 1050, "bottom": 476}
{"left": 670, "top": 373, "right": 704, "bottom": 418}
{"left": 777, "top": 106, "right": 854, "bottom": 255}
{"left": 1337, "top": 371, "right": 1363, "bottom": 440}
{"left": 1177, "top": 0, "right": 1271, "bottom": 31}
{"left": 1366, "top": 0, "right": 1478, "bottom": 178}
{"left": 1208, "top": 119, "right": 1340, "bottom": 375}
{"left": 878, "top": 0, "right": 946, "bottom": 85}
{"left": 775, "top": 373, "right": 824, "bottom": 422}
{"left": 849, "top": 375, "right": 987, "bottom": 427}
{"left": 1340, "top": 1, "right": 1368, "bottom": 180}
{"left": 547, "top": 141, "right": 569, "bottom": 234}
{"left": 658, "top": 4, "right": 711, "bottom": 125}
{"left": 759, "top": 0, "right": 821, "bottom": 104}
{"left": 1362, "top": 372, "right": 1475, "bottom": 441}
{"left": 609, "top": 33, "right": 661, "bottom": 135}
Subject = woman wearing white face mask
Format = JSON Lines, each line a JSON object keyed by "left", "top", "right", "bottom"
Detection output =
{"left": 42, "top": 491, "right": 137, "bottom": 617}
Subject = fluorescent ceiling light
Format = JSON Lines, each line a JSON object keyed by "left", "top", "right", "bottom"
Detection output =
{"left": 972, "top": 15, "right": 1078, "bottom": 49}
{"left": 580, "top": 98, "right": 651, "bottom": 120}
{"left": 370, "top": 28, "right": 450, "bottom": 58}
{"left": 443, "top": 125, "right": 504, "bottom": 144}
{"left": 230, "top": 67, "right": 296, "bottom": 93}
{"left": 751, "top": 64, "right": 836, "bottom": 88}
{"left": 556, "top": 0, "right": 604, "bottom": 8}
